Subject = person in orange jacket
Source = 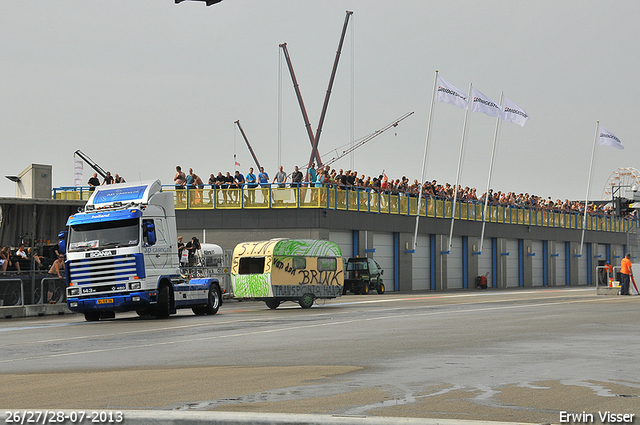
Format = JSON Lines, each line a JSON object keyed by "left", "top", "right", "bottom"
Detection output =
{"left": 620, "top": 254, "right": 633, "bottom": 296}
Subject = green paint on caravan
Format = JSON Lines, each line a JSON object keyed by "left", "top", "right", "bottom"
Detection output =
{"left": 232, "top": 273, "right": 271, "bottom": 298}
{"left": 272, "top": 239, "right": 341, "bottom": 258}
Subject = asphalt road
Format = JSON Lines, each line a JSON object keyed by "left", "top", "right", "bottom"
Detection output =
{"left": 1, "top": 288, "right": 639, "bottom": 424}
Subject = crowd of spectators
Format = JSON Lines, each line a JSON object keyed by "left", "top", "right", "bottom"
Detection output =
{"left": 172, "top": 164, "right": 633, "bottom": 218}
{"left": 0, "top": 244, "right": 63, "bottom": 274}
{"left": 87, "top": 171, "right": 125, "bottom": 191}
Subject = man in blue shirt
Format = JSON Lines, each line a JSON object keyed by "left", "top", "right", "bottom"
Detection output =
{"left": 246, "top": 167, "right": 257, "bottom": 204}
{"left": 258, "top": 167, "right": 269, "bottom": 204}
{"left": 307, "top": 163, "right": 317, "bottom": 187}
{"left": 234, "top": 171, "right": 245, "bottom": 203}
{"left": 306, "top": 163, "right": 317, "bottom": 203}
{"left": 185, "top": 168, "right": 195, "bottom": 189}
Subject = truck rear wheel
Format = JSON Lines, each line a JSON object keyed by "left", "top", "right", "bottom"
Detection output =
{"left": 299, "top": 293, "right": 314, "bottom": 309}
{"left": 156, "top": 285, "right": 171, "bottom": 319}
{"left": 361, "top": 284, "right": 370, "bottom": 295}
{"left": 205, "top": 284, "right": 221, "bottom": 315}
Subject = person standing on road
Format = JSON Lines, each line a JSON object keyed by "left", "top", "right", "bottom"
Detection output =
{"left": 177, "top": 236, "right": 185, "bottom": 264}
{"left": 620, "top": 253, "right": 633, "bottom": 296}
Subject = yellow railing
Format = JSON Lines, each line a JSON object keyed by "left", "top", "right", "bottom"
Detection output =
{"left": 52, "top": 188, "right": 93, "bottom": 201}
{"left": 53, "top": 185, "right": 635, "bottom": 233}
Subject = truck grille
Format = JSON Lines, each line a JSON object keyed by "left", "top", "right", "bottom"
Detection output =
{"left": 68, "top": 254, "right": 139, "bottom": 287}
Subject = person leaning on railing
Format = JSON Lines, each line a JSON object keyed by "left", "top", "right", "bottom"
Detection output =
{"left": 48, "top": 255, "right": 65, "bottom": 279}
{"left": 291, "top": 166, "right": 303, "bottom": 188}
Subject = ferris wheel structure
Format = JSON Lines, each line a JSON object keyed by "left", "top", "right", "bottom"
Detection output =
{"left": 601, "top": 167, "right": 640, "bottom": 200}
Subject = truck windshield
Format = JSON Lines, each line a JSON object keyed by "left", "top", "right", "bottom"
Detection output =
{"left": 68, "top": 218, "right": 139, "bottom": 251}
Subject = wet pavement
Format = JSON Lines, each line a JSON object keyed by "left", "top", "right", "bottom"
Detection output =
{"left": 1, "top": 288, "right": 639, "bottom": 424}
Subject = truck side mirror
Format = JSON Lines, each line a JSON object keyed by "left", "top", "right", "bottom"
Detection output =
{"left": 58, "top": 230, "right": 68, "bottom": 255}
{"left": 144, "top": 222, "right": 156, "bottom": 246}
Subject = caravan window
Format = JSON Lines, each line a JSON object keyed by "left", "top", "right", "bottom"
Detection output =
{"left": 238, "top": 257, "right": 265, "bottom": 275}
{"left": 317, "top": 257, "right": 337, "bottom": 272}
{"left": 292, "top": 257, "right": 306, "bottom": 270}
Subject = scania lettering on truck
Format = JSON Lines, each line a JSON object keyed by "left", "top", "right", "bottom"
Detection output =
{"left": 62, "top": 180, "right": 222, "bottom": 321}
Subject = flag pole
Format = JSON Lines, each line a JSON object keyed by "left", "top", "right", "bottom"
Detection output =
{"left": 479, "top": 91, "right": 504, "bottom": 253}
{"left": 413, "top": 70, "right": 439, "bottom": 251}
{"left": 447, "top": 83, "right": 472, "bottom": 252}
{"left": 580, "top": 121, "right": 600, "bottom": 257}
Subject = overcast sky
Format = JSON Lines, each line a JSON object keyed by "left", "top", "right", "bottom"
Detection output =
{"left": 2, "top": 1, "right": 639, "bottom": 202}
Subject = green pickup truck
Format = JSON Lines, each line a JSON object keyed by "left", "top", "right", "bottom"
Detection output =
{"left": 343, "top": 257, "right": 385, "bottom": 295}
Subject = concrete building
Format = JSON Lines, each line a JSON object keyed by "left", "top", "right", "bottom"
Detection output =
{"left": 176, "top": 206, "right": 631, "bottom": 291}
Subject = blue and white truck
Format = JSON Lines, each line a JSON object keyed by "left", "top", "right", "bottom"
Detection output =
{"left": 62, "top": 180, "right": 222, "bottom": 321}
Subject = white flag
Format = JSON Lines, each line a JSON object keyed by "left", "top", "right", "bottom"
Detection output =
{"left": 598, "top": 125, "right": 624, "bottom": 149}
{"left": 470, "top": 87, "right": 503, "bottom": 119}
{"left": 74, "top": 158, "right": 84, "bottom": 186}
{"left": 503, "top": 98, "right": 529, "bottom": 127}
{"left": 435, "top": 76, "right": 468, "bottom": 110}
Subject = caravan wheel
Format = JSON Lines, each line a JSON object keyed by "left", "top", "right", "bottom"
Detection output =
{"left": 299, "top": 293, "right": 314, "bottom": 309}
{"left": 265, "top": 299, "right": 281, "bottom": 310}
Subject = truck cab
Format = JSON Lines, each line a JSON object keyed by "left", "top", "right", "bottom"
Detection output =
{"left": 63, "top": 180, "right": 221, "bottom": 321}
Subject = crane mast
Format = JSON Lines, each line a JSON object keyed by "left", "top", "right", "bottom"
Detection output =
{"left": 307, "top": 10, "right": 353, "bottom": 170}
{"left": 320, "top": 112, "right": 414, "bottom": 168}
{"left": 278, "top": 42, "right": 321, "bottom": 166}
{"left": 234, "top": 120, "right": 262, "bottom": 171}
{"left": 279, "top": 10, "right": 353, "bottom": 169}
{"left": 74, "top": 150, "right": 107, "bottom": 179}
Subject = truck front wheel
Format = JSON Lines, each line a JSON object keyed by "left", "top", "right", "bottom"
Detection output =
{"left": 156, "top": 285, "right": 171, "bottom": 319}
{"left": 136, "top": 308, "right": 154, "bottom": 317}
{"left": 84, "top": 312, "right": 100, "bottom": 322}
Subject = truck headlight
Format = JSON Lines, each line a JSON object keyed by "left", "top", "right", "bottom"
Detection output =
{"left": 130, "top": 281, "right": 141, "bottom": 290}
{"left": 68, "top": 288, "right": 80, "bottom": 296}
{"left": 69, "top": 302, "right": 78, "bottom": 308}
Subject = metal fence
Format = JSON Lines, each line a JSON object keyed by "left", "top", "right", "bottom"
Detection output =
{"left": 53, "top": 184, "right": 636, "bottom": 233}
{"left": 0, "top": 271, "right": 66, "bottom": 307}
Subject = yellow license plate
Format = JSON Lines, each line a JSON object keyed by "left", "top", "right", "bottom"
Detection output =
{"left": 96, "top": 299, "right": 114, "bottom": 304}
